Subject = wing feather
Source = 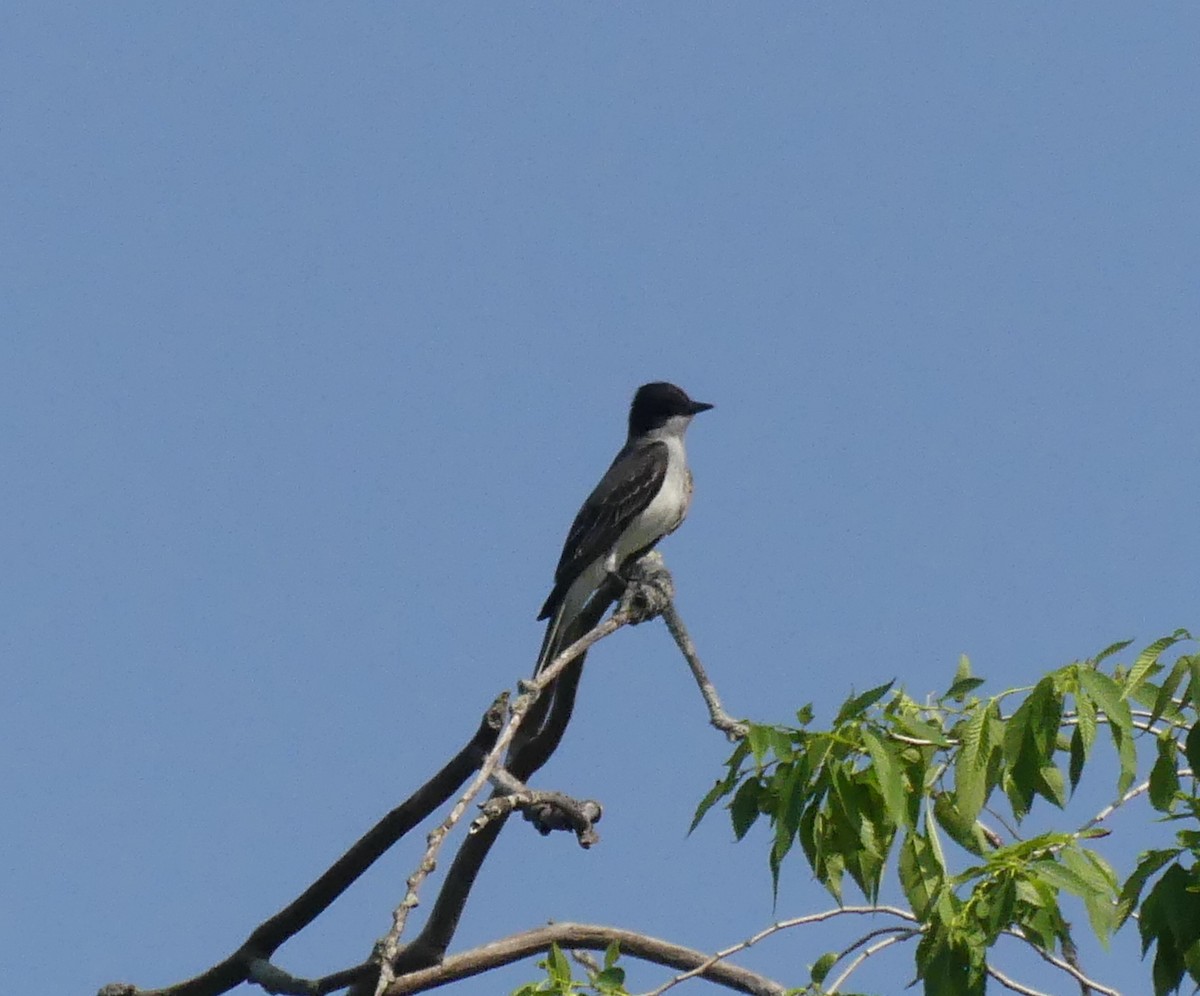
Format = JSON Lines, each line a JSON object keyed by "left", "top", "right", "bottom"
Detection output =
{"left": 537, "top": 441, "right": 668, "bottom": 620}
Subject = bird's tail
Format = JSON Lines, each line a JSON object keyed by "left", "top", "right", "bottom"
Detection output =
{"left": 534, "top": 578, "right": 593, "bottom": 676}
{"left": 534, "top": 604, "right": 567, "bottom": 676}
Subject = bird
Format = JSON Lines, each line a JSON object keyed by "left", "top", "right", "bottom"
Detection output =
{"left": 534, "top": 381, "right": 714, "bottom": 675}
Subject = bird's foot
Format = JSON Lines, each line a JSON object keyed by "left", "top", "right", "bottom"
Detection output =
{"left": 605, "top": 567, "right": 631, "bottom": 592}
{"left": 617, "top": 550, "right": 674, "bottom": 624}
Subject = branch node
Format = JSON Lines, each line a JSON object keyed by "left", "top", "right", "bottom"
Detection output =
{"left": 485, "top": 692, "right": 509, "bottom": 730}
{"left": 471, "top": 789, "right": 603, "bottom": 847}
{"left": 618, "top": 551, "right": 675, "bottom": 624}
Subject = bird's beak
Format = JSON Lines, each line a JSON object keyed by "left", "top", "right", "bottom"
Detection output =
{"left": 688, "top": 400, "right": 714, "bottom": 415}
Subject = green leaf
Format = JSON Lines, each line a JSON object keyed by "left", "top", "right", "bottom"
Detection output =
{"left": 1063, "top": 847, "right": 1119, "bottom": 945}
{"left": 946, "top": 676, "right": 986, "bottom": 701}
{"left": 947, "top": 653, "right": 981, "bottom": 702}
{"left": 1124, "top": 632, "right": 1190, "bottom": 700}
{"left": 954, "top": 653, "right": 972, "bottom": 685}
{"left": 690, "top": 779, "right": 730, "bottom": 834}
{"left": 603, "top": 942, "right": 620, "bottom": 970}
{"left": 1002, "top": 684, "right": 1036, "bottom": 767}
{"left": 1114, "top": 722, "right": 1138, "bottom": 796}
{"left": 1092, "top": 638, "right": 1135, "bottom": 666}
{"left": 954, "top": 702, "right": 991, "bottom": 822}
{"left": 1002, "top": 765, "right": 1033, "bottom": 822}
{"left": 593, "top": 967, "right": 625, "bottom": 992}
{"left": 835, "top": 771, "right": 890, "bottom": 901}
{"left": 769, "top": 833, "right": 793, "bottom": 904}
{"left": 810, "top": 951, "right": 838, "bottom": 986}
{"left": 1182, "top": 655, "right": 1200, "bottom": 711}
{"left": 727, "top": 737, "right": 752, "bottom": 770}
{"left": 797, "top": 798, "right": 820, "bottom": 871}
{"left": 1149, "top": 735, "right": 1181, "bottom": 812}
{"left": 1074, "top": 684, "right": 1097, "bottom": 752}
{"left": 1068, "top": 725, "right": 1086, "bottom": 794}
{"left": 768, "top": 726, "right": 795, "bottom": 762}
{"left": 1140, "top": 862, "right": 1200, "bottom": 994}
{"left": 747, "top": 724, "right": 772, "bottom": 765}
{"left": 730, "top": 777, "right": 763, "bottom": 840}
{"left": 1032, "top": 857, "right": 1096, "bottom": 900}
{"left": 1080, "top": 668, "right": 1136, "bottom": 794}
{"left": 1186, "top": 721, "right": 1200, "bottom": 775}
{"left": 1000, "top": 678, "right": 1066, "bottom": 817}
{"left": 1037, "top": 762, "right": 1067, "bottom": 808}
{"left": 768, "top": 764, "right": 807, "bottom": 899}
{"left": 1148, "top": 654, "right": 1191, "bottom": 729}
{"left": 932, "top": 792, "right": 986, "bottom": 856}
{"left": 1029, "top": 678, "right": 1065, "bottom": 761}
{"left": 861, "top": 728, "right": 909, "bottom": 830}
{"left": 547, "top": 943, "right": 571, "bottom": 987}
{"left": 769, "top": 758, "right": 808, "bottom": 846}
{"left": 1079, "top": 668, "right": 1133, "bottom": 730}
{"left": 833, "top": 680, "right": 895, "bottom": 726}
{"left": 691, "top": 739, "right": 754, "bottom": 833}
{"left": 926, "top": 799, "right": 949, "bottom": 873}
{"left": 915, "top": 923, "right": 986, "bottom": 996}
{"left": 899, "top": 830, "right": 944, "bottom": 918}
{"left": 1117, "top": 849, "right": 1181, "bottom": 929}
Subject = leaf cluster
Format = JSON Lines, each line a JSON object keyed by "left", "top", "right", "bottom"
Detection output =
{"left": 694, "top": 631, "right": 1200, "bottom": 995}
{"left": 513, "top": 942, "right": 628, "bottom": 996}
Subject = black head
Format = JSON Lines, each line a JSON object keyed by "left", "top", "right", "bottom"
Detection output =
{"left": 628, "top": 381, "right": 714, "bottom": 436}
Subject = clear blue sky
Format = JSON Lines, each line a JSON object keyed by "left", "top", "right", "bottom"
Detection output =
{"left": 3, "top": 6, "right": 1197, "bottom": 995}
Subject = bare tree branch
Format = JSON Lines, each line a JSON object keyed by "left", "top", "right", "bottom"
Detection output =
{"left": 368, "top": 609, "right": 635, "bottom": 996}
{"left": 643, "top": 906, "right": 919, "bottom": 996}
{"left": 1002, "top": 929, "right": 1122, "bottom": 996}
{"left": 381, "top": 922, "right": 789, "bottom": 996}
{"left": 985, "top": 965, "right": 1053, "bottom": 996}
{"left": 1079, "top": 770, "right": 1190, "bottom": 834}
{"left": 660, "top": 598, "right": 747, "bottom": 740}
{"left": 97, "top": 696, "right": 508, "bottom": 996}
{"left": 472, "top": 787, "right": 602, "bottom": 846}
{"left": 376, "top": 649, "right": 592, "bottom": 987}
{"left": 347, "top": 576, "right": 640, "bottom": 996}
{"left": 825, "top": 932, "right": 909, "bottom": 994}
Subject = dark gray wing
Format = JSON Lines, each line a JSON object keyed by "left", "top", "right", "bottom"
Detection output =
{"left": 537, "top": 441, "right": 669, "bottom": 621}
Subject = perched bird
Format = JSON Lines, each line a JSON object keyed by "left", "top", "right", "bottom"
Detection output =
{"left": 535, "top": 381, "right": 713, "bottom": 674}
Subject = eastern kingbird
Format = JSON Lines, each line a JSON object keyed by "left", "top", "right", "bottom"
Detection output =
{"left": 535, "top": 381, "right": 714, "bottom": 674}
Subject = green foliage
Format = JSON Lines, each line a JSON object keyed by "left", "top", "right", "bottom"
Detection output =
{"left": 512, "top": 943, "right": 630, "bottom": 996}
{"left": 692, "top": 630, "right": 1200, "bottom": 996}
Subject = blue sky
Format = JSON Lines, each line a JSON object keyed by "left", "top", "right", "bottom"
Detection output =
{"left": 3, "top": 5, "right": 1198, "bottom": 995}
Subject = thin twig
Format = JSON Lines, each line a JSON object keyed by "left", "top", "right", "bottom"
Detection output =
{"left": 984, "top": 803, "right": 1023, "bottom": 842}
{"left": 640, "top": 906, "right": 918, "bottom": 996}
{"left": 570, "top": 948, "right": 601, "bottom": 975}
{"left": 1060, "top": 714, "right": 1177, "bottom": 743}
{"left": 1081, "top": 770, "right": 1191, "bottom": 833}
{"left": 372, "top": 612, "right": 631, "bottom": 995}
{"left": 825, "top": 933, "right": 910, "bottom": 994}
{"left": 1002, "top": 929, "right": 1121, "bottom": 996}
{"left": 986, "top": 964, "right": 1052, "bottom": 996}
{"left": 833, "top": 925, "right": 919, "bottom": 962}
{"left": 659, "top": 600, "right": 748, "bottom": 740}
{"left": 379, "top": 618, "right": 600, "bottom": 986}
{"left": 889, "top": 731, "right": 957, "bottom": 747}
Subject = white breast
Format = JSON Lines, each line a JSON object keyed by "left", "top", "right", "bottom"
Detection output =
{"left": 613, "top": 434, "right": 692, "bottom": 563}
